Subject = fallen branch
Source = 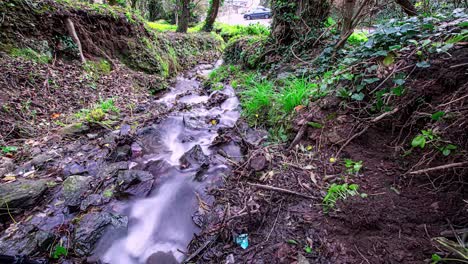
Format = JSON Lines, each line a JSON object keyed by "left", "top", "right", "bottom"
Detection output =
{"left": 65, "top": 17, "right": 86, "bottom": 63}
{"left": 183, "top": 235, "right": 218, "bottom": 263}
{"left": 409, "top": 161, "right": 468, "bottom": 175}
{"left": 247, "top": 182, "right": 315, "bottom": 199}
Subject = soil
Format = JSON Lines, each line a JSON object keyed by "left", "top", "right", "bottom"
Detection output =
{"left": 187, "top": 46, "right": 468, "bottom": 263}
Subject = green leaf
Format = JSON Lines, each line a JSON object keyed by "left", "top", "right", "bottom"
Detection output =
{"left": 431, "top": 253, "right": 442, "bottom": 263}
{"left": 383, "top": 54, "right": 395, "bottom": 67}
{"left": 393, "top": 79, "right": 405, "bottom": 85}
{"left": 392, "top": 86, "right": 404, "bottom": 96}
{"left": 1, "top": 146, "right": 18, "bottom": 154}
{"left": 411, "top": 135, "right": 426, "bottom": 148}
{"left": 416, "top": 61, "right": 431, "bottom": 68}
{"left": 442, "top": 149, "right": 451, "bottom": 156}
{"left": 287, "top": 239, "right": 298, "bottom": 245}
{"left": 389, "top": 45, "right": 402, "bottom": 51}
{"left": 351, "top": 93, "right": 365, "bottom": 101}
{"left": 304, "top": 245, "right": 312, "bottom": 253}
{"left": 308, "top": 122, "right": 323, "bottom": 129}
{"left": 363, "top": 78, "right": 380, "bottom": 84}
{"left": 459, "top": 21, "right": 468, "bottom": 28}
{"left": 431, "top": 111, "right": 445, "bottom": 121}
{"left": 52, "top": 245, "right": 68, "bottom": 259}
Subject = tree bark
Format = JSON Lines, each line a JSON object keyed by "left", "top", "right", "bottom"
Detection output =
{"left": 64, "top": 17, "right": 86, "bottom": 63}
{"left": 177, "top": 0, "right": 190, "bottom": 33}
{"left": 395, "top": 0, "right": 417, "bottom": 16}
{"left": 341, "top": 0, "right": 356, "bottom": 37}
{"left": 271, "top": 0, "right": 330, "bottom": 45}
{"left": 202, "top": 0, "right": 221, "bottom": 32}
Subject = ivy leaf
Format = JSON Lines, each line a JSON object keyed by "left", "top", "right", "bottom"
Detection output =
{"left": 392, "top": 86, "right": 404, "bottom": 96}
{"left": 389, "top": 45, "right": 402, "bottom": 51}
{"left": 363, "top": 78, "right": 380, "bottom": 84}
{"left": 52, "top": 245, "right": 68, "bottom": 259}
{"left": 416, "top": 61, "right": 431, "bottom": 68}
{"left": 393, "top": 79, "right": 405, "bottom": 85}
{"left": 411, "top": 135, "right": 426, "bottom": 148}
{"left": 383, "top": 54, "right": 395, "bottom": 67}
{"left": 431, "top": 111, "right": 445, "bottom": 121}
{"left": 351, "top": 93, "right": 365, "bottom": 101}
{"left": 308, "top": 122, "right": 323, "bottom": 129}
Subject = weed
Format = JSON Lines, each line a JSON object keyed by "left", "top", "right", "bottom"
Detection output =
{"left": 277, "top": 77, "right": 317, "bottom": 113}
{"left": 83, "top": 59, "right": 112, "bottom": 76}
{"left": 347, "top": 31, "right": 368, "bottom": 45}
{"left": 51, "top": 244, "right": 68, "bottom": 259}
{"left": 1, "top": 146, "right": 18, "bottom": 155}
{"left": 323, "top": 183, "right": 363, "bottom": 211}
{"left": 411, "top": 129, "right": 458, "bottom": 156}
{"left": 344, "top": 159, "right": 363, "bottom": 174}
{"left": 238, "top": 75, "right": 274, "bottom": 125}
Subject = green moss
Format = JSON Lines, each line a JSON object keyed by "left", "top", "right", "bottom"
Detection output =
{"left": 10, "top": 48, "right": 51, "bottom": 63}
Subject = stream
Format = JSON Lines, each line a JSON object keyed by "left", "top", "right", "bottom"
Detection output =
{"left": 97, "top": 62, "right": 241, "bottom": 263}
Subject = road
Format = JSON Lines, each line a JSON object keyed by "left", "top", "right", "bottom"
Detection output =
{"left": 217, "top": 13, "right": 271, "bottom": 27}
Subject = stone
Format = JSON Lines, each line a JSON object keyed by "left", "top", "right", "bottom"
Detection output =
{"left": 117, "top": 170, "right": 154, "bottom": 197}
{"left": 131, "top": 142, "right": 143, "bottom": 158}
{"left": 112, "top": 145, "right": 131, "bottom": 162}
{"left": 80, "top": 194, "right": 104, "bottom": 211}
{"left": 179, "top": 145, "right": 209, "bottom": 170}
{"left": 62, "top": 175, "right": 92, "bottom": 207}
{"left": 60, "top": 123, "right": 90, "bottom": 136}
{"left": 207, "top": 91, "right": 229, "bottom": 107}
{"left": 0, "top": 179, "right": 48, "bottom": 212}
{"left": 245, "top": 129, "right": 268, "bottom": 146}
{"left": 0, "top": 225, "right": 55, "bottom": 256}
{"left": 0, "top": 157, "right": 14, "bottom": 177}
{"left": 29, "top": 151, "right": 60, "bottom": 168}
{"left": 120, "top": 124, "right": 131, "bottom": 136}
{"left": 73, "top": 212, "right": 127, "bottom": 257}
{"left": 64, "top": 163, "right": 87, "bottom": 176}
{"left": 97, "top": 161, "right": 128, "bottom": 179}
{"left": 249, "top": 154, "right": 267, "bottom": 172}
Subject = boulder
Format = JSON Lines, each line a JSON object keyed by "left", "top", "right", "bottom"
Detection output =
{"left": 62, "top": 175, "right": 92, "bottom": 207}
{"left": 0, "top": 179, "right": 48, "bottom": 212}
{"left": 28, "top": 151, "right": 60, "bottom": 168}
{"left": 179, "top": 145, "right": 209, "bottom": 170}
{"left": 0, "top": 225, "right": 55, "bottom": 256}
{"left": 80, "top": 194, "right": 105, "bottom": 211}
{"left": 117, "top": 170, "right": 154, "bottom": 197}
{"left": 73, "top": 212, "right": 127, "bottom": 256}
{"left": 96, "top": 161, "right": 128, "bottom": 179}
{"left": 207, "top": 91, "right": 229, "bottom": 107}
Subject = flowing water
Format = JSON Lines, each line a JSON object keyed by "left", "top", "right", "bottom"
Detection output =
{"left": 98, "top": 62, "right": 241, "bottom": 263}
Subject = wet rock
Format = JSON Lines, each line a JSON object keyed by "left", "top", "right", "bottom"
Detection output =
{"left": 60, "top": 123, "right": 90, "bottom": 136}
{"left": 117, "top": 170, "right": 153, "bottom": 189}
{"left": 0, "top": 157, "right": 14, "bottom": 177}
{"left": 146, "top": 251, "right": 178, "bottom": 264}
{"left": 80, "top": 194, "right": 104, "bottom": 211}
{"left": 110, "top": 145, "right": 131, "bottom": 162}
{"left": 74, "top": 212, "right": 128, "bottom": 257}
{"left": 245, "top": 129, "right": 268, "bottom": 146}
{"left": 249, "top": 154, "right": 267, "bottom": 171}
{"left": 63, "top": 162, "right": 87, "bottom": 176}
{"left": 183, "top": 115, "right": 207, "bottom": 130}
{"left": 28, "top": 151, "right": 60, "bottom": 168}
{"left": 97, "top": 161, "right": 128, "bottom": 179}
{"left": 145, "top": 159, "right": 172, "bottom": 176}
{"left": 0, "top": 179, "right": 48, "bottom": 212}
{"left": 131, "top": 142, "right": 143, "bottom": 158}
{"left": 0, "top": 225, "right": 55, "bottom": 256}
{"left": 62, "top": 175, "right": 92, "bottom": 207}
{"left": 179, "top": 145, "right": 209, "bottom": 169}
{"left": 207, "top": 91, "right": 229, "bottom": 107}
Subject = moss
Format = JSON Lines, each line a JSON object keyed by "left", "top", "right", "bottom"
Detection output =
{"left": 10, "top": 48, "right": 52, "bottom": 64}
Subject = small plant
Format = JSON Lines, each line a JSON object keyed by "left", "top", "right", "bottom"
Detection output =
{"left": 1, "top": 146, "right": 18, "bottom": 155}
{"left": 411, "top": 129, "right": 458, "bottom": 156}
{"left": 347, "top": 31, "right": 369, "bottom": 45}
{"left": 344, "top": 159, "right": 363, "bottom": 174}
{"left": 51, "top": 244, "right": 68, "bottom": 259}
{"left": 87, "top": 108, "right": 105, "bottom": 122}
{"left": 10, "top": 48, "right": 51, "bottom": 63}
{"left": 323, "top": 183, "right": 363, "bottom": 211}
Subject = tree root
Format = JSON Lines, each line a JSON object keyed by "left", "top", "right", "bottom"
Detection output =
{"left": 65, "top": 17, "right": 86, "bottom": 63}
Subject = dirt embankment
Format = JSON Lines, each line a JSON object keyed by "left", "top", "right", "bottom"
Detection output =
{"left": 187, "top": 43, "right": 467, "bottom": 264}
{"left": 0, "top": 0, "right": 222, "bottom": 143}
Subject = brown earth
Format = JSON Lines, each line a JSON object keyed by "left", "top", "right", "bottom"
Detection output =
{"left": 187, "top": 46, "right": 468, "bottom": 263}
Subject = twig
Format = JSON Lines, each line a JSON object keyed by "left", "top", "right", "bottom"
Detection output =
{"left": 266, "top": 201, "right": 282, "bottom": 242}
{"left": 409, "top": 162, "right": 468, "bottom": 175}
{"left": 449, "top": 62, "right": 468, "bottom": 69}
{"left": 354, "top": 245, "right": 370, "bottom": 264}
{"left": 247, "top": 183, "right": 315, "bottom": 199}
{"left": 183, "top": 235, "right": 218, "bottom": 263}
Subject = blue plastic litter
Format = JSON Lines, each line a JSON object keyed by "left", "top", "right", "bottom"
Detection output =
{"left": 235, "top": 234, "right": 249, "bottom": 249}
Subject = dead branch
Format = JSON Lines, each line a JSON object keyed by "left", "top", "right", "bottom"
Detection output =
{"left": 65, "top": 17, "right": 86, "bottom": 63}
{"left": 247, "top": 182, "right": 315, "bottom": 199}
{"left": 409, "top": 162, "right": 468, "bottom": 175}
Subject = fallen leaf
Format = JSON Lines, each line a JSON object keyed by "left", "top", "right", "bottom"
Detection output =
{"left": 51, "top": 113, "right": 61, "bottom": 119}
{"left": 3, "top": 175, "right": 16, "bottom": 182}
{"left": 294, "top": 105, "right": 305, "bottom": 112}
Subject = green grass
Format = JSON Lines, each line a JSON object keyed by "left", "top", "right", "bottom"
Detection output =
{"left": 239, "top": 74, "right": 275, "bottom": 124}
{"left": 277, "top": 77, "right": 318, "bottom": 113}
{"left": 147, "top": 20, "right": 178, "bottom": 32}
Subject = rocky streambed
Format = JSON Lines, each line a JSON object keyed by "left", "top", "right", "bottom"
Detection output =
{"left": 0, "top": 62, "right": 260, "bottom": 263}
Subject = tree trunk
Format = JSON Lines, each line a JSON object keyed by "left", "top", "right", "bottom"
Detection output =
{"left": 395, "top": 0, "right": 417, "bottom": 16}
{"left": 64, "top": 17, "right": 86, "bottom": 63}
{"left": 202, "top": 0, "right": 221, "bottom": 32}
{"left": 131, "top": 0, "right": 138, "bottom": 9}
{"left": 177, "top": 0, "right": 190, "bottom": 33}
{"left": 271, "top": 0, "right": 330, "bottom": 45}
{"left": 341, "top": 0, "right": 356, "bottom": 37}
